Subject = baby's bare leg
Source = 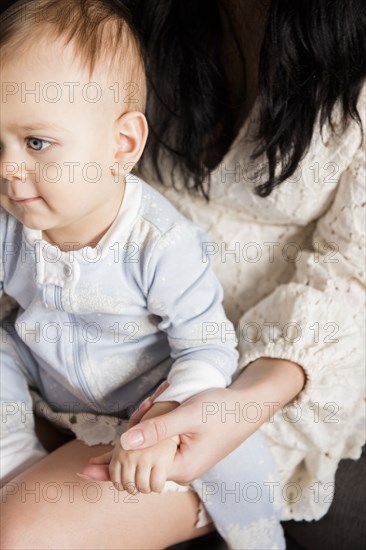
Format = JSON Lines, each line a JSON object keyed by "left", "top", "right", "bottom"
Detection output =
{"left": 0, "top": 438, "right": 214, "bottom": 550}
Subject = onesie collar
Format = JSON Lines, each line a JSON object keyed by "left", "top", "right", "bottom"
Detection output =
{"left": 22, "top": 172, "right": 143, "bottom": 265}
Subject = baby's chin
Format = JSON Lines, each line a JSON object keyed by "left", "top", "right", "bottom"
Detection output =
{"left": 0, "top": 197, "right": 45, "bottom": 224}
{"left": 9, "top": 213, "right": 45, "bottom": 230}
{"left": 1, "top": 202, "right": 51, "bottom": 229}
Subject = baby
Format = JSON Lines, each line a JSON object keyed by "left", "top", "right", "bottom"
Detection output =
{"left": 0, "top": 0, "right": 239, "bottom": 491}
{"left": 1, "top": 1, "right": 286, "bottom": 547}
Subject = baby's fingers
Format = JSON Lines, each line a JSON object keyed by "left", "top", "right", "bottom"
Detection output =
{"left": 88, "top": 451, "right": 113, "bottom": 464}
{"left": 150, "top": 465, "right": 168, "bottom": 494}
{"left": 135, "top": 463, "right": 152, "bottom": 494}
{"left": 109, "top": 459, "right": 123, "bottom": 492}
{"left": 121, "top": 461, "right": 138, "bottom": 496}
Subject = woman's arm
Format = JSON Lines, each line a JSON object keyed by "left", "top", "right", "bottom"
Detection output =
{"left": 230, "top": 356, "right": 306, "bottom": 406}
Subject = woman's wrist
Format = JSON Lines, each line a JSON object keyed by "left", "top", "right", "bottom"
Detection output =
{"left": 233, "top": 356, "right": 306, "bottom": 395}
{"left": 227, "top": 356, "right": 307, "bottom": 433}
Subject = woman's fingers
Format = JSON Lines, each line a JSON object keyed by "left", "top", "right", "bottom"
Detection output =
{"left": 128, "top": 381, "right": 171, "bottom": 428}
{"left": 88, "top": 450, "right": 113, "bottom": 464}
{"left": 128, "top": 398, "right": 154, "bottom": 427}
{"left": 79, "top": 388, "right": 245, "bottom": 487}
{"left": 121, "top": 407, "right": 189, "bottom": 451}
{"left": 79, "top": 451, "right": 113, "bottom": 479}
{"left": 78, "top": 447, "right": 192, "bottom": 485}
{"left": 149, "top": 380, "right": 170, "bottom": 401}
{"left": 79, "top": 464, "right": 110, "bottom": 481}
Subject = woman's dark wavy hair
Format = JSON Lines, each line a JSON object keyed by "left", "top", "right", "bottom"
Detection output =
{"left": 122, "top": 0, "right": 365, "bottom": 199}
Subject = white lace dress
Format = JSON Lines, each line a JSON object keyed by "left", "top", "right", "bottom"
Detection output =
{"left": 137, "top": 86, "right": 366, "bottom": 521}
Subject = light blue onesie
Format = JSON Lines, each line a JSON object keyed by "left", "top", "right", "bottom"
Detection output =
{"left": 0, "top": 172, "right": 285, "bottom": 549}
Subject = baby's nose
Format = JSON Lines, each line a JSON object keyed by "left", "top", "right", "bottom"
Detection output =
{"left": 0, "top": 158, "right": 30, "bottom": 184}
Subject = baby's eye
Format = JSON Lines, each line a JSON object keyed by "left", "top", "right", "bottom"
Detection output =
{"left": 26, "top": 137, "right": 52, "bottom": 151}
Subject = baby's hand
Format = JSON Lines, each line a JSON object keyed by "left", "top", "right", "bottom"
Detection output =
{"left": 113, "top": 436, "right": 179, "bottom": 494}
{"left": 88, "top": 401, "right": 180, "bottom": 494}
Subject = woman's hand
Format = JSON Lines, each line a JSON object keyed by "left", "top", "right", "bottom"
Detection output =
{"left": 81, "top": 386, "right": 258, "bottom": 484}
{"left": 125, "top": 387, "right": 256, "bottom": 484}
{"left": 80, "top": 357, "right": 306, "bottom": 484}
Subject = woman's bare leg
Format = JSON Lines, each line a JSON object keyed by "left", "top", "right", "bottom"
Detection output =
{"left": 0, "top": 438, "right": 214, "bottom": 550}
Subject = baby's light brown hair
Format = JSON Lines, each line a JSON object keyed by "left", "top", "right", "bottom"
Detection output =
{"left": 0, "top": 0, "right": 147, "bottom": 112}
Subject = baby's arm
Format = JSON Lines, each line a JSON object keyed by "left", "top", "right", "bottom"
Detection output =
{"left": 89, "top": 401, "right": 180, "bottom": 494}
{"left": 143, "top": 222, "right": 239, "bottom": 405}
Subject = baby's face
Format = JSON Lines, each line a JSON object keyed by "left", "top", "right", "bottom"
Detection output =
{"left": 0, "top": 37, "right": 126, "bottom": 246}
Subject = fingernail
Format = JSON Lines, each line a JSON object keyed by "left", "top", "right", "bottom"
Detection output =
{"left": 120, "top": 429, "right": 144, "bottom": 450}
{"left": 138, "top": 398, "right": 149, "bottom": 410}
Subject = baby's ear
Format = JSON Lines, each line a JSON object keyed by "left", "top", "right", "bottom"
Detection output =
{"left": 114, "top": 111, "right": 148, "bottom": 171}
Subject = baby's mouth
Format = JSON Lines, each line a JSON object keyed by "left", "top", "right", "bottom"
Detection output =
{"left": 11, "top": 196, "right": 42, "bottom": 203}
